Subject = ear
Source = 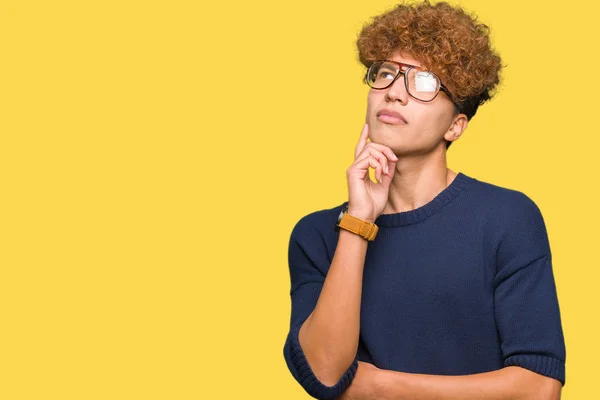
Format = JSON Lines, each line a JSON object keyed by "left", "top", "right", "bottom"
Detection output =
{"left": 444, "top": 113, "right": 468, "bottom": 144}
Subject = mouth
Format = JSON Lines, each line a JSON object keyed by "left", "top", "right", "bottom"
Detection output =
{"left": 377, "top": 109, "right": 407, "bottom": 125}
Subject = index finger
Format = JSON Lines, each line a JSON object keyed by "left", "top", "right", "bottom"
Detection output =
{"left": 354, "top": 123, "right": 369, "bottom": 160}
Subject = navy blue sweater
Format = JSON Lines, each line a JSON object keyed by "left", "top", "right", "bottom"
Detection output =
{"left": 283, "top": 172, "right": 566, "bottom": 399}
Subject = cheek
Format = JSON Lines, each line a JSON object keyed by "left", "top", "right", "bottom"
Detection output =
{"left": 418, "top": 110, "right": 452, "bottom": 138}
{"left": 416, "top": 98, "right": 454, "bottom": 126}
{"left": 366, "top": 92, "right": 378, "bottom": 121}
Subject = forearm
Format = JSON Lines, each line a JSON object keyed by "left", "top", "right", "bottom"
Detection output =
{"left": 375, "top": 366, "right": 561, "bottom": 400}
{"left": 298, "top": 229, "right": 367, "bottom": 386}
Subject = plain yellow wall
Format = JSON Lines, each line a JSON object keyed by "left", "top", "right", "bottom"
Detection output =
{"left": 1, "top": 0, "right": 598, "bottom": 398}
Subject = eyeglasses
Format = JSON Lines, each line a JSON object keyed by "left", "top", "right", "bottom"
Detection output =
{"left": 364, "top": 60, "right": 460, "bottom": 110}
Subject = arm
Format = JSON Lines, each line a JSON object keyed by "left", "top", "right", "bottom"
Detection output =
{"left": 299, "top": 228, "right": 368, "bottom": 384}
{"left": 283, "top": 215, "right": 369, "bottom": 399}
{"left": 374, "top": 365, "right": 561, "bottom": 400}
{"left": 491, "top": 194, "right": 566, "bottom": 385}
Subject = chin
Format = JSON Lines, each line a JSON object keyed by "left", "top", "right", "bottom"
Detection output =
{"left": 371, "top": 127, "right": 420, "bottom": 154}
{"left": 370, "top": 122, "right": 403, "bottom": 142}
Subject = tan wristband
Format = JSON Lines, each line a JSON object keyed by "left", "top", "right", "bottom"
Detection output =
{"left": 335, "top": 208, "right": 378, "bottom": 241}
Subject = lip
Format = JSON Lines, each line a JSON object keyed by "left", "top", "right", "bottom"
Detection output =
{"left": 377, "top": 109, "right": 408, "bottom": 124}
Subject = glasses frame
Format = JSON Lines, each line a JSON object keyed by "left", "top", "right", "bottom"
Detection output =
{"left": 364, "top": 60, "right": 460, "bottom": 111}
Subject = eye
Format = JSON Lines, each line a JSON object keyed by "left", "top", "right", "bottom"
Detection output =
{"left": 414, "top": 71, "right": 438, "bottom": 92}
{"left": 376, "top": 69, "right": 395, "bottom": 79}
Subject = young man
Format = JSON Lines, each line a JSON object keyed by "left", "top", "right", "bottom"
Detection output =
{"left": 283, "top": 2, "right": 566, "bottom": 399}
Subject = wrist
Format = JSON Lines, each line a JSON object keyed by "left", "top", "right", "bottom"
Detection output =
{"left": 347, "top": 208, "right": 375, "bottom": 222}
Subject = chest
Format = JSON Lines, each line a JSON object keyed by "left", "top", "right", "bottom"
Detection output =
{"left": 360, "top": 230, "right": 495, "bottom": 324}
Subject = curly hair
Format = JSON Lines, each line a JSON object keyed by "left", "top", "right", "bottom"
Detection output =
{"left": 357, "top": 0, "right": 504, "bottom": 138}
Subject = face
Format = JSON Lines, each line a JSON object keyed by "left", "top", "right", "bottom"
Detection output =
{"left": 365, "top": 50, "right": 464, "bottom": 155}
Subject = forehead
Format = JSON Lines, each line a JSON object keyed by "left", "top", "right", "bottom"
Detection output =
{"left": 387, "top": 49, "right": 423, "bottom": 68}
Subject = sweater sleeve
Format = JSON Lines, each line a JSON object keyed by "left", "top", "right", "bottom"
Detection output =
{"left": 282, "top": 216, "right": 358, "bottom": 400}
{"left": 493, "top": 193, "right": 567, "bottom": 386}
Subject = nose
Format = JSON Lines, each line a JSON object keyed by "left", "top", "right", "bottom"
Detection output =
{"left": 384, "top": 75, "right": 409, "bottom": 104}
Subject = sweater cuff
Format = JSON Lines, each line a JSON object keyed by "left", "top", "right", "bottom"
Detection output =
{"left": 287, "top": 324, "right": 359, "bottom": 399}
{"left": 504, "top": 354, "right": 565, "bottom": 386}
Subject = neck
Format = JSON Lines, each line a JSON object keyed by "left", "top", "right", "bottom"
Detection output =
{"left": 382, "top": 151, "right": 456, "bottom": 215}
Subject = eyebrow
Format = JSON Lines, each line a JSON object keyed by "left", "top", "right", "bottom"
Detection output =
{"left": 388, "top": 60, "right": 421, "bottom": 70}
{"left": 401, "top": 62, "right": 421, "bottom": 69}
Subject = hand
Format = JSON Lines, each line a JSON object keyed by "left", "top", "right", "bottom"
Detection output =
{"left": 346, "top": 123, "right": 398, "bottom": 222}
{"left": 335, "top": 361, "right": 383, "bottom": 400}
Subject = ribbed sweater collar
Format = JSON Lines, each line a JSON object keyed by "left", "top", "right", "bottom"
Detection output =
{"left": 362, "top": 171, "right": 473, "bottom": 227}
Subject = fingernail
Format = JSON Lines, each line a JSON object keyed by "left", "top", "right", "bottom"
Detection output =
{"left": 385, "top": 166, "right": 389, "bottom": 174}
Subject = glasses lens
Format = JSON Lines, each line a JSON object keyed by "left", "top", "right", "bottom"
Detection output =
{"left": 407, "top": 68, "right": 440, "bottom": 101}
{"left": 366, "top": 61, "right": 398, "bottom": 89}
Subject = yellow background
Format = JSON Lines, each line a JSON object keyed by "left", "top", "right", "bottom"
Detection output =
{"left": 1, "top": 0, "right": 597, "bottom": 398}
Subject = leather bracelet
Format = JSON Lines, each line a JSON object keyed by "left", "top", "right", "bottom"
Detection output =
{"left": 334, "top": 206, "right": 378, "bottom": 241}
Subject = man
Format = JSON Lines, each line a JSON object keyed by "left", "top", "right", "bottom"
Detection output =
{"left": 283, "top": 2, "right": 566, "bottom": 399}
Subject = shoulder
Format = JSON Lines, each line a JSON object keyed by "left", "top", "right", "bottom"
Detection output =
{"left": 287, "top": 201, "right": 347, "bottom": 274}
{"left": 290, "top": 201, "right": 347, "bottom": 244}
{"left": 468, "top": 175, "right": 544, "bottom": 223}
{"left": 469, "top": 176, "right": 551, "bottom": 265}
